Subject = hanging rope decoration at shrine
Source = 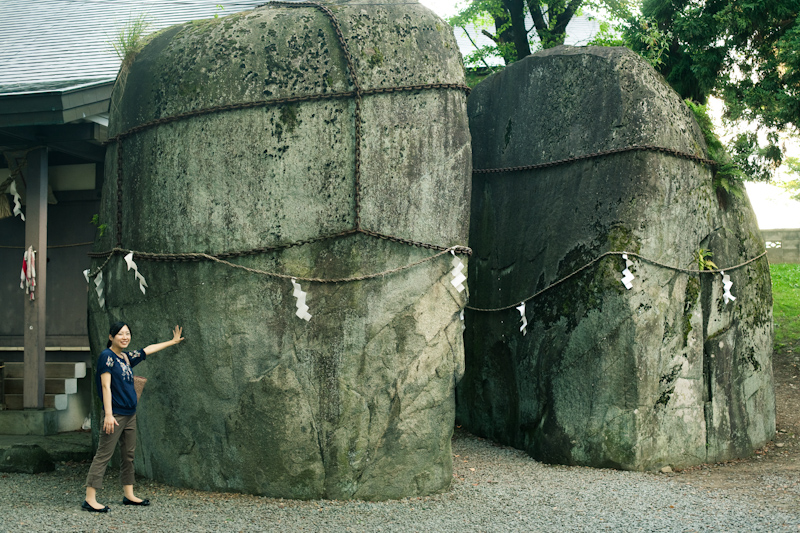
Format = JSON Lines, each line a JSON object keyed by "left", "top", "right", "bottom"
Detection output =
{"left": 465, "top": 249, "right": 768, "bottom": 335}
{"left": 466, "top": 124, "right": 767, "bottom": 319}
{"left": 86, "top": 1, "right": 473, "bottom": 319}
{"left": 80, "top": 1, "right": 766, "bottom": 328}
{"left": 20, "top": 246, "right": 36, "bottom": 301}
{"left": 1, "top": 147, "right": 43, "bottom": 221}
{"left": 464, "top": 121, "right": 768, "bottom": 333}
{"left": 8, "top": 181, "right": 25, "bottom": 221}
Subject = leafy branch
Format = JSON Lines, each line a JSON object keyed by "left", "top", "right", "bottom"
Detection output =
{"left": 693, "top": 249, "right": 718, "bottom": 271}
{"left": 779, "top": 157, "right": 800, "bottom": 202}
{"left": 684, "top": 99, "right": 745, "bottom": 201}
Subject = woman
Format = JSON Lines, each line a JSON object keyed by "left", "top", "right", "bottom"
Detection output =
{"left": 83, "top": 321, "right": 184, "bottom": 512}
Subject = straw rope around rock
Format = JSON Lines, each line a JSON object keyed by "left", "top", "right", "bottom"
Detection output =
{"left": 465, "top": 250, "right": 768, "bottom": 313}
{"left": 87, "top": 244, "right": 471, "bottom": 284}
{"left": 0, "top": 242, "right": 93, "bottom": 250}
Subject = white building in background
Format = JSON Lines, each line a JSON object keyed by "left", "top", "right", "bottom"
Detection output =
{"left": 452, "top": 15, "right": 601, "bottom": 67}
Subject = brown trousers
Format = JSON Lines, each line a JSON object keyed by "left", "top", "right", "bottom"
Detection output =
{"left": 85, "top": 413, "right": 137, "bottom": 489}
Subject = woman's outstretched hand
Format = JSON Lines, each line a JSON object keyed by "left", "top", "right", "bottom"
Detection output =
{"left": 171, "top": 325, "right": 184, "bottom": 345}
{"left": 143, "top": 326, "right": 185, "bottom": 356}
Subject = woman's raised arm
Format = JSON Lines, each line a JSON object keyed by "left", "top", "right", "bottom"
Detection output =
{"left": 142, "top": 325, "right": 184, "bottom": 355}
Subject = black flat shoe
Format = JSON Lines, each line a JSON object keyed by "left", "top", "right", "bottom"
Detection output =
{"left": 82, "top": 501, "right": 110, "bottom": 513}
{"left": 122, "top": 497, "right": 150, "bottom": 506}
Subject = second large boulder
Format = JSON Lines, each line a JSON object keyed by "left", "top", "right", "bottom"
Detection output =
{"left": 458, "top": 46, "right": 774, "bottom": 470}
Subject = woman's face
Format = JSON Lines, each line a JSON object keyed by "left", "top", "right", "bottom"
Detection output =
{"left": 110, "top": 326, "right": 131, "bottom": 350}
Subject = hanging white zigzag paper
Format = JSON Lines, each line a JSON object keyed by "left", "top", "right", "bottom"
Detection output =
{"left": 9, "top": 181, "right": 25, "bottom": 221}
{"left": 291, "top": 278, "right": 312, "bottom": 321}
{"left": 516, "top": 302, "right": 528, "bottom": 336}
{"left": 721, "top": 270, "right": 736, "bottom": 304}
{"left": 84, "top": 269, "right": 105, "bottom": 308}
{"left": 94, "top": 270, "right": 106, "bottom": 308}
{"left": 620, "top": 253, "right": 635, "bottom": 290}
{"left": 124, "top": 252, "right": 148, "bottom": 295}
{"left": 450, "top": 251, "right": 467, "bottom": 293}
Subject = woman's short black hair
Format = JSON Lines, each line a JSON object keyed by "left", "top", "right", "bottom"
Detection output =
{"left": 107, "top": 321, "right": 131, "bottom": 348}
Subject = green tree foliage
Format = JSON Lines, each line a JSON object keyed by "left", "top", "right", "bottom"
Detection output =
{"left": 449, "top": 0, "right": 632, "bottom": 65}
{"left": 623, "top": 0, "right": 798, "bottom": 181}
{"left": 685, "top": 99, "right": 746, "bottom": 199}
{"left": 625, "top": 0, "right": 800, "bottom": 118}
{"left": 779, "top": 157, "right": 800, "bottom": 201}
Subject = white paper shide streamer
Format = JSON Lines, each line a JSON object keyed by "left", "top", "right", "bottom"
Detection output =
{"left": 516, "top": 302, "right": 527, "bottom": 336}
{"left": 721, "top": 270, "right": 736, "bottom": 304}
{"left": 9, "top": 181, "right": 25, "bottom": 221}
{"left": 291, "top": 278, "right": 312, "bottom": 321}
{"left": 83, "top": 269, "right": 106, "bottom": 308}
{"left": 620, "top": 253, "right": 635, "bottom": 290}
{"left": 83, "top": 269, "right": 105, "bottom": 308}
{"left": 124, "top": 252, "right": 148, "bottom": 294}
{"left": 20, "top": 246, "right": 36, "bottom": 300}
{"left": 450, "top": 251, "right": 466, "bottom": 293}
{"left": 95, "top": 271, "right": 106, "bottom": 308}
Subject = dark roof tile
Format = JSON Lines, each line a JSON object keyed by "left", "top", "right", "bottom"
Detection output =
{"left": 0, "top": 0, "right": 266, "bottom": 94}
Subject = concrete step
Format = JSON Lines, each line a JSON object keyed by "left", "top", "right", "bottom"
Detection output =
{"left": 0, "top": 430, "right": 92, "bottom": 458}
{"left": 4, "top": 394, "right": 68, "bottom": 411}
{"left": 0, "top": 409, "right": 61, "bottom": 436}
{"left": 3, "top": 378, "right": 77, "bottom": 395}
{"left": 3, "top": 362, "right": 86, "bottom": 379}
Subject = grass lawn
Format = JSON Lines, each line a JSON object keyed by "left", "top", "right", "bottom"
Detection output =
{"left": 771, "top": 263, "right": 800, "bottom": 351}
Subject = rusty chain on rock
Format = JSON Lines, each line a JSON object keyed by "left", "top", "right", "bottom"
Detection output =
{"left": 106, "top": 82, "right": 470, "bottom": 250}
{"left": 94, "top": 1, "right": 472, "bottom": 283}
{"left": 115, "top": 141, "right": 124, "bottom": 247}
{"left": 90, "top": 2, "right": 757, "bottom": 305}
{"left": 473, "top": 145, "right": 718, "bottom": 174}
{"left": 465, "top": 138, "right": 739, "bottom": 312}
{"left": 90, "top": 229, "right": 358, "bottom": 263}
{"left": 275, "top": 0, "right": 368, "bottom": 230}
{"left": 104, "top": 84, "right": 469, "bottom": 145}
{"left": 88, "top": 229, "right": 471, "bottom": 264}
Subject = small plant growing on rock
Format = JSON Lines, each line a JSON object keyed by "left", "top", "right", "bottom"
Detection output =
{"left": 110, "top": 14, "right": 151, "bottom": 64}
{"left": 90, "top": 214, "right": 108, "bottom": 238}
{"left": 694, "top": 248, "right": 718, "bottom": 271}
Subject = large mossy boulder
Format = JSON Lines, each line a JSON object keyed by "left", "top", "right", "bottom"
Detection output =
{"left": 88, "top": 0, "right": 470, "bottom": 500}
{"left": 457, "top": 46, "right": 774, "bottom": 470}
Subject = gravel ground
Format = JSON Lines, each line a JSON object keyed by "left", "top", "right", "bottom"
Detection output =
{"left": 1, "top": 430, "right": 798, "bottom": 533}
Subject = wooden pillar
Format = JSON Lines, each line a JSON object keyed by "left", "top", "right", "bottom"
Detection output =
{"left": 23, "top": 147, "right": 48, "bottom": 409}
{"left": 0, "top": 360, "right": 5, "bottom": 409}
